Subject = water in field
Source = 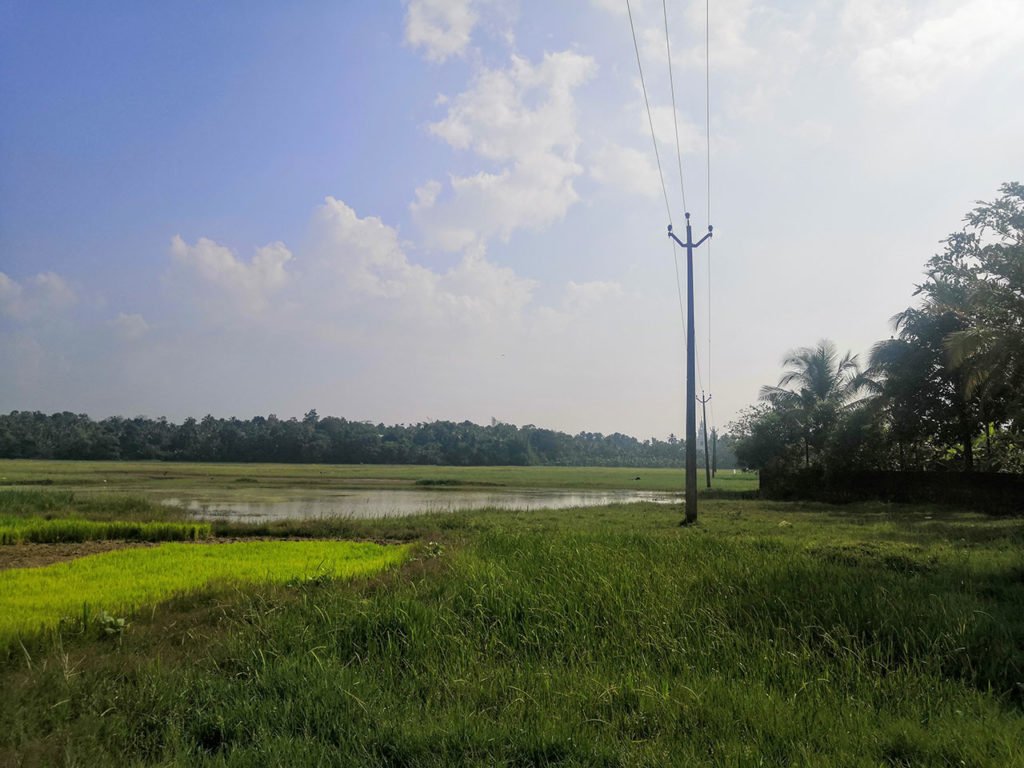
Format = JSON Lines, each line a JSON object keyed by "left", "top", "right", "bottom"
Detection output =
{"left": 162, "top": 489, "right": 682, "bottom": 522}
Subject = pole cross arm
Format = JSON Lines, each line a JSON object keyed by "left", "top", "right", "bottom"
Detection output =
{"left": 666, "top": 224, "right": 713, "bottom": 250}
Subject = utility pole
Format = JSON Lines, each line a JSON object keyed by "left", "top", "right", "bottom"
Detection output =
{"left": 668, "top": 212, "right": 712, "bottom": 524}
{"left": 698, "top": 391, "right": 712, "bottom": 488}
{"left": 711, "top": 427, "right": 718, "bottom": 478}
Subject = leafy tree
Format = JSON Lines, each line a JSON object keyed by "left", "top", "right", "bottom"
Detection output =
{"left": 871, "top": 182, "right": 1023, "bottom": 471}
{"left": 944, "top": 183, "right": 1024, "bottom": 426}
{"left": 757, "top": 340, "right": 872, "bottom": 468}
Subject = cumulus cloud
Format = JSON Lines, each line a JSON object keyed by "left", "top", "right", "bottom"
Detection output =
{"left": 111, "top": 312, "right": 149, "bottom": 340}
{"left": 410, "top": 180, "right": 442, "bottom": 214}
{"left": 855, "top": 0, "right": 1024, "bottom": 101}
{"left": 310, "top": 197, "right": 536, "bottom": 324}
{"left": 0, "top": 271, "right": 76, "bottom": 322}
{"left": 0, "top": 273, "right": 20, "bottom": 313}
{"left": 414, "top": 51, "right": 596, "bottom": 250}
{"left": 169, "top": 235, "right": 293, "bottom": 313}
{"left": 310, "top": 196, "right": 438, "bottom": 302}
{"left": 404, "top": 0, "right": 478, "bottom": 62}
{"left": 589, "top": 0, "right": 628, "bottom": 16}
{"left": 589, "top": 143, "right": 661, "bottom": 199}
{"left": 648, "top": 104, "right": 704, "bottom": 156}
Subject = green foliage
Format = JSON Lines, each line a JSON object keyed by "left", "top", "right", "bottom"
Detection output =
{"left": 871, "top": 182, "right": 1023, "bottom": 471}
{"left": 0, "top": 411, "right": 739, "bottom": 469}
{"left": 733, "top": 340, "right": 874, "bottom": 472}
{"left": 733, "top": 183, "right": 1023, "bottom": 474}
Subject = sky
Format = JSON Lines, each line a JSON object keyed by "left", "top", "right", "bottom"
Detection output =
{"left": 1, "top": 0, "right": 1022, "bottom": 440}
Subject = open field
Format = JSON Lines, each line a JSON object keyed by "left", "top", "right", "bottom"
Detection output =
{"left": 0, "top": 540, "right": 410, "bottom": 644}
{"left": 2, "top": 496, "right": 1023, "bottom": 766}
{"left": 0, "top": 459, "right": 758, "bottom": 498}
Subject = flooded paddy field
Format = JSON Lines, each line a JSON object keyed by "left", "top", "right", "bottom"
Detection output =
{"left": 162, "top": 488, "right": 685, "bottom": 522}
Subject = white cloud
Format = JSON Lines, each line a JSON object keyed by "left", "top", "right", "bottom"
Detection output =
{"left": 840, "top": 0, "right": 911, "bottom": 47}
{"left": 562, "top": 280, "right": 623, "bottom": 313}
{"left": 0, "top": 272, "right": 22, "bottom": 314}
{"left": 310, "top": 197, "right": 536, "bottom": 324}
{"left": 855, "top": 0, "right": 1024, "bottom": 101}
{"left": 410, "top": 180, "right": 442, "bottom": 215}
{"left": 405, "top": 0, "right": 478, "bottom": 62}
{"left": 429, "top": 52, "right": 595, "bottom": 160}
{"left": 0, "top": 271, "right": 76, "bottom": 321}
{"left": 112, "top": 312, "right": 149, "bottom": 340}
{"left": 436, "top": 247, "right": 537, "bottom": 323}
{"left": 169, "top": 235, "right": 292, "bottom": 313}
{"left": 677, "top": 0, "right": 756, "bottom": 72}
{"left": 589, "top": 0, "right": 628, "bottom": 16}
{"left": 648, "top": 103, "right": 704, "bottom": 156}
{"left": 416, "top": 51, "right": 597, "bottom": 250}
{"left": 311, "top": 196, "right": 437, "bottom": 301}
{"left": 589, "top": 143, "right": 661, "bottom": 199}
{"left": 795, "top": 119, "right": 833, "bottom": 144}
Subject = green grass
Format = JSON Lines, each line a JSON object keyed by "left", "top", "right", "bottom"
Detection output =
{"left": 0, "top": 517, "right": 211, "bottom": 544}
{"left": 0, "top": 489, "right": 211, "bottom": 544}
{"left": 2, "top": 501, "right": 1023, "bottom": 766}
{"left": 0, "top": 540, "right": 410, "bottom": 644}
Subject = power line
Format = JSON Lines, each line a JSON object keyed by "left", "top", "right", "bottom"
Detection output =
{"left": 627, "top": 0, "right": 716, "bottom": 522}
{"left": 662, "top": 0, "right": 687, "bottom": 214}
{"left": 626, "top": 0, "right": 672, "bottom": 225}
{"left": 705, "top": 0, "right": 714, "bottom": 428}
{"left": 632, "top": 0, "right": 701, "bottom": 394}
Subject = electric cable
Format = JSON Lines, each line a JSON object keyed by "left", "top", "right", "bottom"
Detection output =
{"left": 626, "top": 0, "right": 673, "bottom": 225}
{"left": 662, "top": 0, "right": 688, "bottom": 214}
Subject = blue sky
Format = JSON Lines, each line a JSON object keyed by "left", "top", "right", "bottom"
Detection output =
{"left": 2, "top": 0, "right": 1022, "bottom": 438}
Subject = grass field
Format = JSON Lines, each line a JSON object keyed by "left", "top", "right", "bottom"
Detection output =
{"left": 2, "top": 499, "right": 1023, "bottom": 766}
{"left": 0, "top": 458, "right": 758, "bottom": 498}
{"left": 0, "top": 539, "right": 410, "bottom": 645}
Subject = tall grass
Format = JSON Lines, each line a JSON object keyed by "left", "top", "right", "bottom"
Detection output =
{"left": 1, "top": 503, "right": 1022, "bottom": 765}
{"left": 0, "top": 489, "right": 176, "bottom": 521}
{"left": 0, "top": 518, "right": 211, "bottom": 545}
{"left": 0, "top": 489, "right": 208, "bottom": 544}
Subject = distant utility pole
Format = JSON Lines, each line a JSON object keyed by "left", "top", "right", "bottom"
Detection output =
{"left": 698, "top": 392, "right": 712, "bottom": 488}
{"left": 668, "top": 212, "right": 713, "bottom": 524}
{"left": 711, "top": 427, "right": 718, "bottom": 478}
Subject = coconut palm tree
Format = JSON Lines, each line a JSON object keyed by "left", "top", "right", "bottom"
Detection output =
{"left": 759, "top": 339, "right": 872, "bottom": 468}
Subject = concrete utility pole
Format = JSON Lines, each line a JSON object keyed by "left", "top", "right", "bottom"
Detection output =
{"left": 668, "top": 213, "right": 712, "bottom": 524}
{"left": 698, "top": 391, "right": 712, "bottom": 488}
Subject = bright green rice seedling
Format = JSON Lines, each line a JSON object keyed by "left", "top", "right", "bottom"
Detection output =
{"left": 0, "top": 517, "right": 211, "bottom": 544}
{"left": 0, "top": 540, "right": 410, "bottom": 643}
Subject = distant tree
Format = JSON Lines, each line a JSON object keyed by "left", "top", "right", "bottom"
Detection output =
{"left": 757, "top": 339, "right": 872, "bottom": 468}
{"left": 729, "top": 403, "right": 803, "bottom": 472}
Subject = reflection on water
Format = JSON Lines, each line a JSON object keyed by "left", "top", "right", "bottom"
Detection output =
{"left": 162, "top": 489, "right": 682, "bottom": 522}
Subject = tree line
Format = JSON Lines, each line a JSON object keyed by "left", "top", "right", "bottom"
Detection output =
{"left": 0, "top": 409, "right": 739, "bottom": 469}
{"left": 731, "top": 183, "right": 1023, "bottom": 475}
